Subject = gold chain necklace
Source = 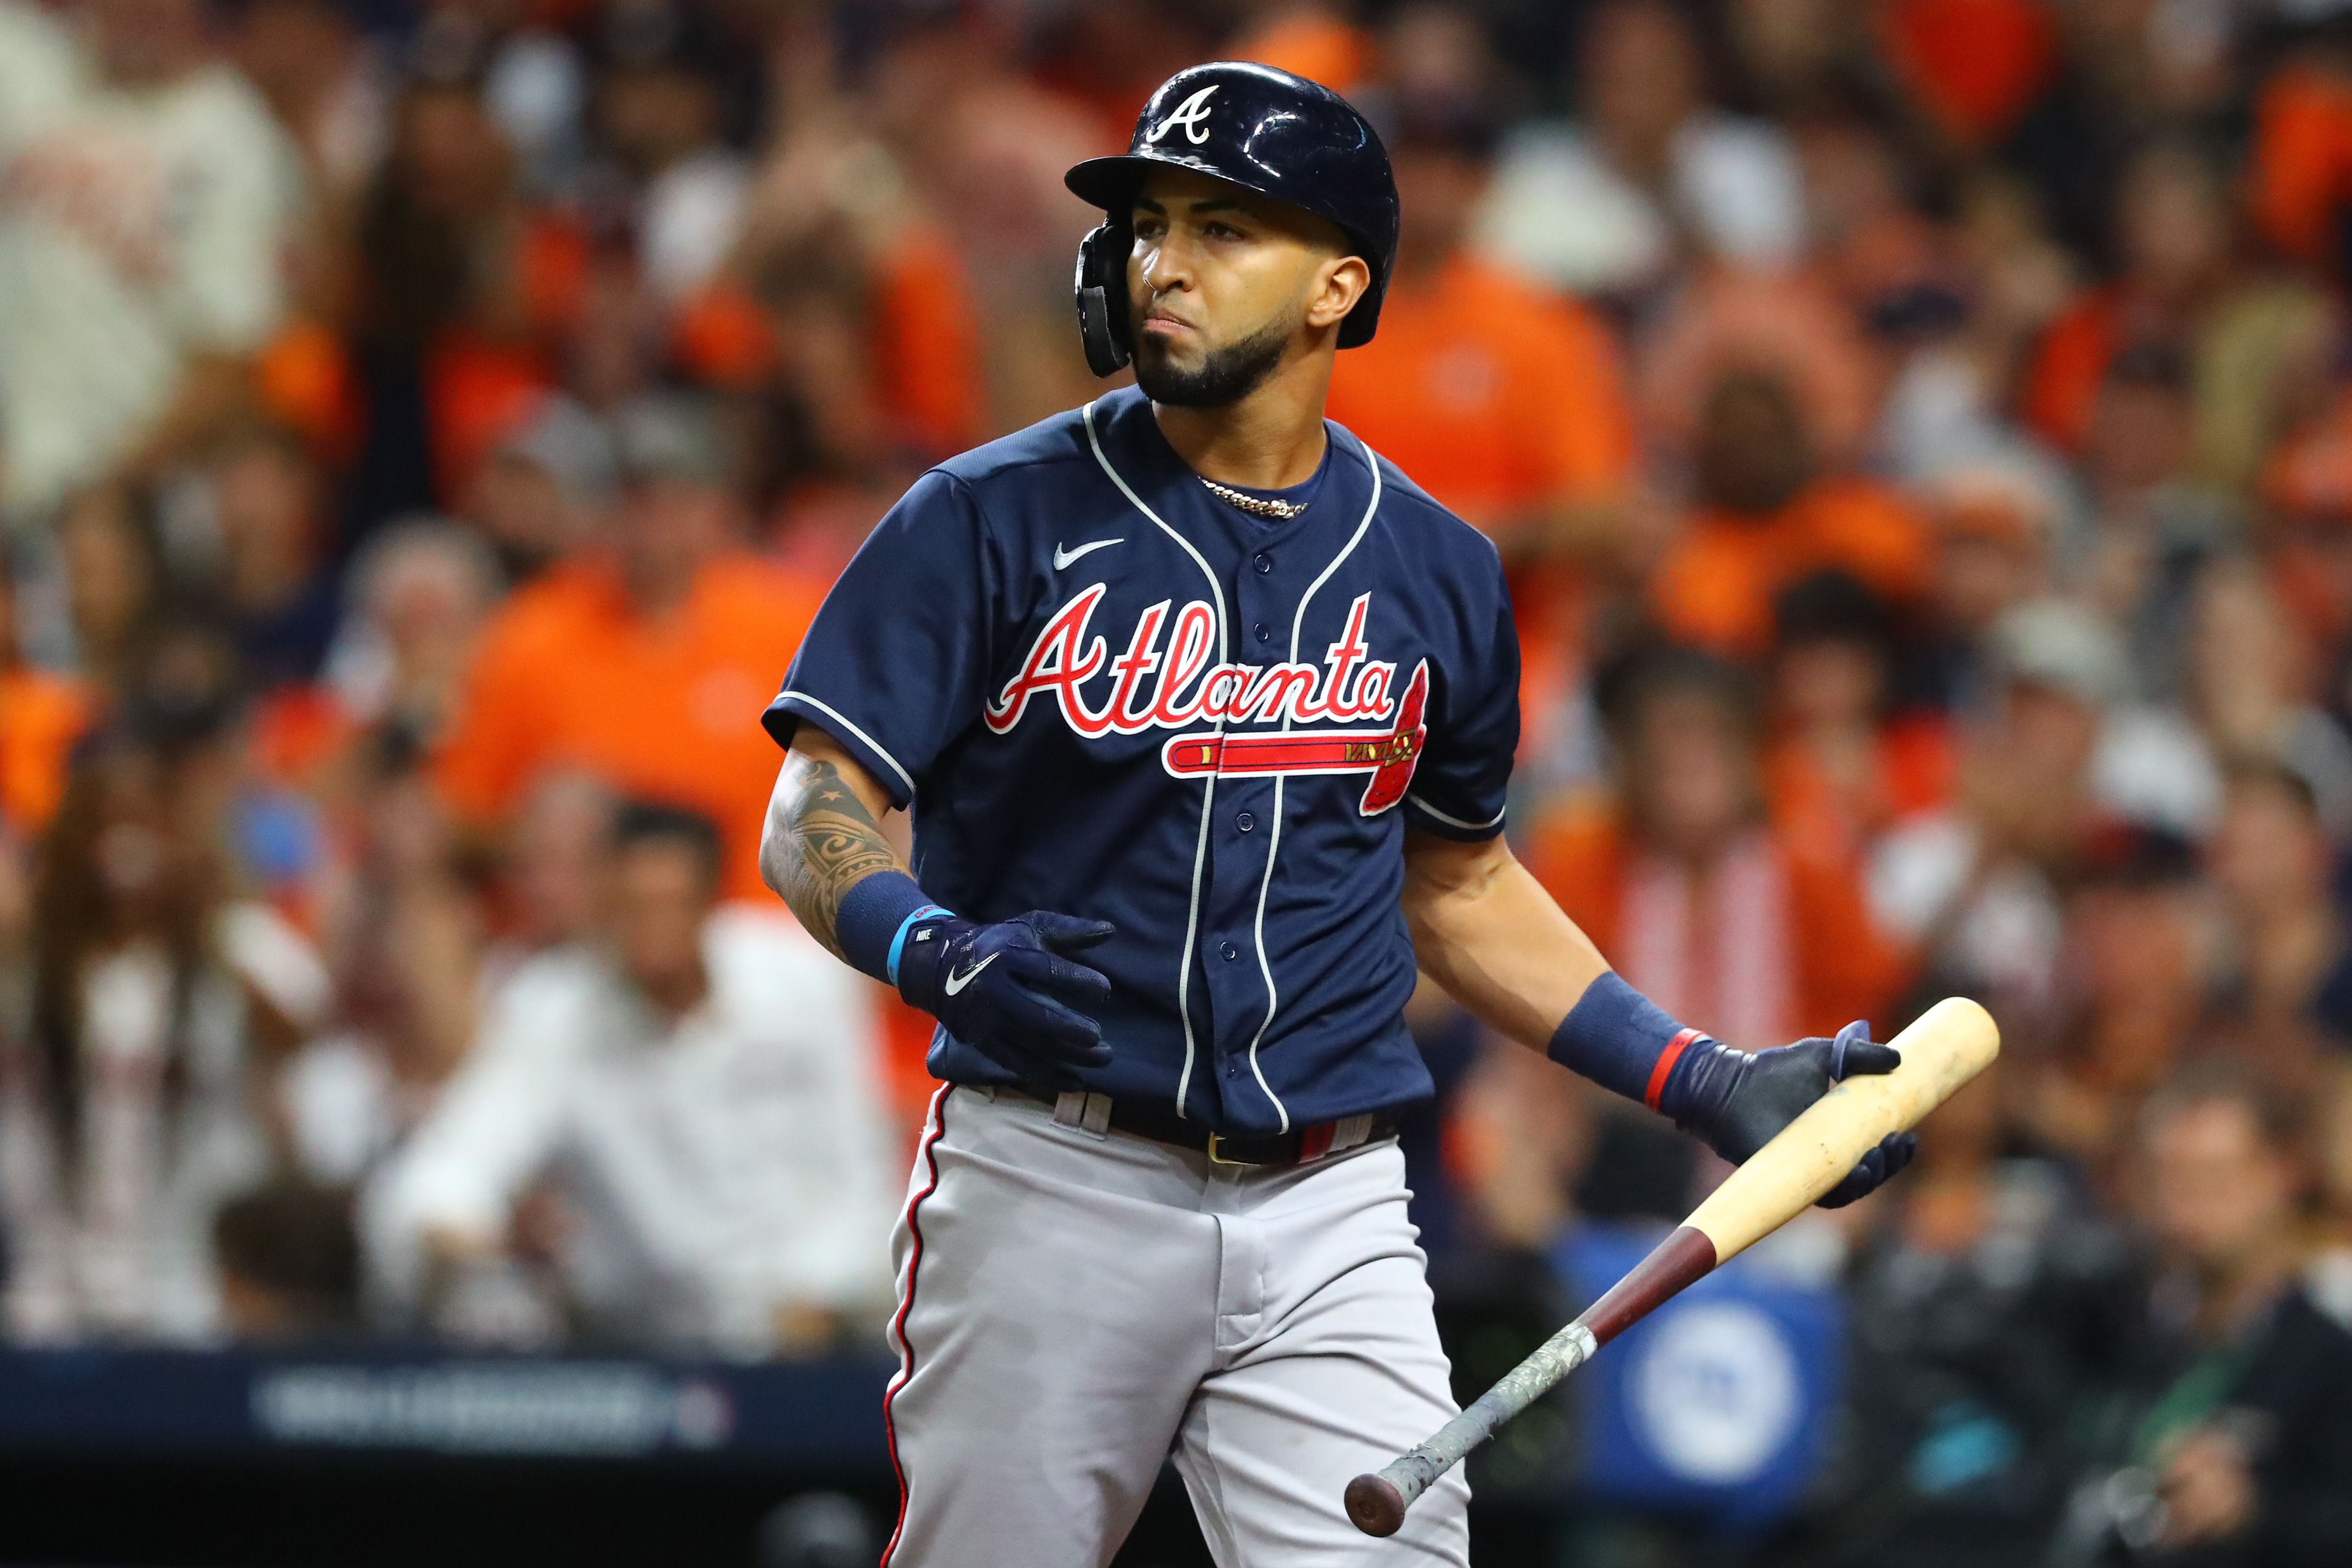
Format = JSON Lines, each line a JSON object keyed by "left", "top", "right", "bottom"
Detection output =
{"left": 1199, "top": 476, "right": 1309, "bottom": 520}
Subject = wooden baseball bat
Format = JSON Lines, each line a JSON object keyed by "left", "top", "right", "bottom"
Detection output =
{"left": 1345, "top": 995, "right": 2001, "bottom": 1538}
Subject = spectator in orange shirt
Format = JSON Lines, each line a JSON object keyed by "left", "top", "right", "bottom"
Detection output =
{"left": 2020, "top": 141, "right": 2223, "bottom": 457}
{"left": 1327, "top": 90, "right": 1645, "bottom": 805}
{"left": 2019, "top": 138, "right": 2328, "bottom": 494}
{"left": 1649, "top": 366, "right": 1932, "bottom": 659}
{"left": 1325, "top": 93, "right": 1639, "bottom": 553}
{"left": 1764, "top": 570, "right": 1955, "bottom": 869}
{"left": 1522, "top": 645, "right": 1904, "bottom": 1048}
{"left": 1872, "top": 0, "right": 2056, "bottom": 153}
{"left": 730, "top": 106, "right": 986, "bottom": 466}
{"left": 0, "top": 550, "right": 91, "bottom": 837}
{"left": 2249, "top": 50, "right": 2352, "bottom": 273}
{"left": 434, "top": 395, "right": 824, "bottom": 902}
{"left": 345, "top": 58, "right": 588, "bottom": 539}
{"left": 1912, "top": 462, "right": 2062, "bottom": 712}
{"left": 2255, "top": 393, "right": 2352, "bottom": 717}
{"left": 1230, "top": 2, "right": 1372, "bottom": 99}
{"left": 249, "top": 519, "right": 502, "bottom": 803}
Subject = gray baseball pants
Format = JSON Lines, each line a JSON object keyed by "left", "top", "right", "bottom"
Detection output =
{"left": 878, "top": 1083, "right": 1472, "bottom": 1567}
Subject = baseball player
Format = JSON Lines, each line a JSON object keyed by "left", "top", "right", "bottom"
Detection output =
{"left": 758, "top": 62, "right": 1916, "bottom": 1568}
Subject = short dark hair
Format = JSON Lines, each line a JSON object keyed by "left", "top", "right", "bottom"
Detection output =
{"left": 612, "top": 799, "right": 723, "bottom": 885}
{"left": 1596, "top": 643, "right": 1761, "bottom": 743}
{"left": 2104, "top": 340, "right": 2192, "bottom": 395}
{"left": 212, "top": 1180, "right": 361, "bottom": 1330}
{"left": 1388, "top": 92, "right": 1500, "bottom": 163}
{"left": 1772, "top": 568, "right": 1890, "bottom": 652}
{"left": 2141, "top": 1058, "right": 2309, "bottom": 1155}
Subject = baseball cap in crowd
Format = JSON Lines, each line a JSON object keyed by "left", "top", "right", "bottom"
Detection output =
{"left": 2073, "top": 818, "right": 2201, "bottom": 888}
{"left": 1771, "top": 567, "right": 1891, "bottom": 652}
{"left": 1986, "top": 598, "right": 2128, "bottom": 709}
{"left": 613, "top": 394, "right": 730, "bottom": 488}
{"left": 497, "top": 396, "right": 618, "bottom": 512}
{"left": 1924, "top": 459, "right": 2067, "bottom": 548}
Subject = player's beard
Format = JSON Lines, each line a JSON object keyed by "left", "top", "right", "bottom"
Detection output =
{"left": 1133, "top": 304, "right": 1298, "bottom": 408}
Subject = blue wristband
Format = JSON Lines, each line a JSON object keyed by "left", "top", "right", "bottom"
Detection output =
{"left": 1546, "top": 972, "right": 1703, "bottom": 1108}
{"left": 886, "top": 904, "right": 952, "bottom": 986}
{"left": 833, "top": 871, "right": 951, "bottom": 988}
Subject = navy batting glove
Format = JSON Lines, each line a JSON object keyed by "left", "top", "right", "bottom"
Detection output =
{"left": 895, "top": 910, "right": 1117, "bottom": 1084}
{"left": 1662, "top": 1020, "right": 1918, "bottom": 1208}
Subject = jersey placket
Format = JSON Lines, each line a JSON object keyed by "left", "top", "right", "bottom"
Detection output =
{"left": 1197, "top": 536, "right": 1301, "bottom": 1132}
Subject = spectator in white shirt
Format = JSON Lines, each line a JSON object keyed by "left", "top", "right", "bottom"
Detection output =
{"left": 366, "top": 801, "right": 897, "bottom": 1359}
{"left": 0, "top": 723, "right": 333, "bottom": 1343}
{"left": 1473, "top": 0, "right": 1805, "bottom": 300}
{"left": 0, "top": 0, "right": 299, "bottom": 522}
{"left": 589, "top": 0, "right": 746, "bottom": 306}
{"left": 0, "top": 1, "right": 84, "bottom": 158}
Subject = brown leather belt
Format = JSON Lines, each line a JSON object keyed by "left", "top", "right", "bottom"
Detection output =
{"left": 998, "top": 1083, "right": 1401, "bottom": 1167}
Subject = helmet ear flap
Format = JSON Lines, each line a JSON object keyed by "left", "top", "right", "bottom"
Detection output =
{"left": 1075, "top": 221, "right": 1132, "bottom": 377}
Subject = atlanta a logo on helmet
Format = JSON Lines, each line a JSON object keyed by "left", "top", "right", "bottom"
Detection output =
{"left": 1147, "top": 86, "right": 1218, "bottom": 146}
{"left": 984, "top": 587, "right": 1399, "bottom": 739}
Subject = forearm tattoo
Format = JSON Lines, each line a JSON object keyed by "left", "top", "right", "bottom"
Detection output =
{"left": 777, "top": 757, "right": 903, "bottom": 959}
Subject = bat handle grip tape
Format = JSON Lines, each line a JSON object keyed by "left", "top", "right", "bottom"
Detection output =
{"left": 1344, "top": 1321, "right": 1599, "bottom": 1537}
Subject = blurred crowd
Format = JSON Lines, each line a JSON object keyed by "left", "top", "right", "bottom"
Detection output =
{"left": 3, "top": 0, "right": 2352, "bottom": 1559}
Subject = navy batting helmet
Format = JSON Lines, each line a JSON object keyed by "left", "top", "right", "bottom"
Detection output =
{"left": 1064, "top": 62, "right": 1400, "bottom": 377}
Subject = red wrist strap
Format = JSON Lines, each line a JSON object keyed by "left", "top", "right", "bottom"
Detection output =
{"left": 1644, "top": 1027, "right": 1705, "bottom": 1111}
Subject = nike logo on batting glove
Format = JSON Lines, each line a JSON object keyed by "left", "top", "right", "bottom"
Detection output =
{"left": 895, "top": 910, "right": 1118, "bottom": 1085}
{"left": 1053, "top": 539, "right": 1123, "bottom": 570}
{"left": 943, "top": 954, "right": 999, "bottom": 995}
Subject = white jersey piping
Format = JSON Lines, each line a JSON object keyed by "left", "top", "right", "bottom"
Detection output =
{"left": 1407, "top": 794, "right": 1507, "bottom": 832}
{"left": 1083, "top": 400, "right": 1229, "bottom": 1119}
{"left": 779, "top": 690, "right": 919, "bottom": 800}
{"left": 1239, "top": 431, "right": 1387, "bottom": 1134}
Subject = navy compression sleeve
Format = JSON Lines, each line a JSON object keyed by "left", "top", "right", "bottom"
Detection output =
{"left": 833, "top": 871, "right": 951, "bottom": 988}
{"left": 1545, "top": 971, "right": 1712, "bottom": 1113}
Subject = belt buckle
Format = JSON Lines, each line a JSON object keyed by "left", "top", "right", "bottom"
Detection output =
{"left": 1205, "top": 1132, "right": 1256, "bottom": 1167}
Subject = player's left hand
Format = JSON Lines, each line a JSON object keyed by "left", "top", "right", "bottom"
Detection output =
{"left": 896, "top": 909, "right": 1118, "bottom": 1084}
{"left": 1668, "top": 1020, "right": 1917, "bottom": 1208}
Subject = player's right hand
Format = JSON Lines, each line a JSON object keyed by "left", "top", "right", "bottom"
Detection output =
{"left": 895, "top": 910, "right": 1117, "bottom": 1082}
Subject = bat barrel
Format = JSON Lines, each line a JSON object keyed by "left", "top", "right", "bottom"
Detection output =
{"left": 1343, "top": 997, "right": 2002, "bottom": 1538}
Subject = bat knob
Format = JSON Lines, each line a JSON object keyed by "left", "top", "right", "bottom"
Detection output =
{"left": 1345, "top": 1473, "right": 1407, "bottom": 1537}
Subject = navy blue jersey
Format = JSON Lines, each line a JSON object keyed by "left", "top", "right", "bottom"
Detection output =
{"left": 764, "top": 385, "right": 1519, "bottom": 1135}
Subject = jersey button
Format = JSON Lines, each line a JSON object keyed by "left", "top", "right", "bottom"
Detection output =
{"left": 1219, "top": 941, "right": 1239, "bottom": 961}
{"left": 1236, "top": 812, "right": 1255, "bottom": 832}
{"left": 1253, "top": 552, "right": 1273, "bottom": 575}
{"left": 1254, "top": 622, "right": 1270, "bottom": 643}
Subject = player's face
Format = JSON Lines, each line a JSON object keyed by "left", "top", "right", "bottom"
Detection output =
{"left": 1127, "top": 169, "right": 1368, "bottom": 408}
